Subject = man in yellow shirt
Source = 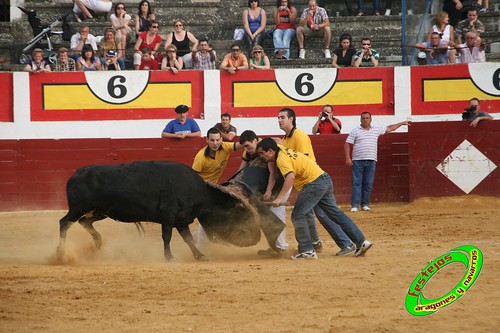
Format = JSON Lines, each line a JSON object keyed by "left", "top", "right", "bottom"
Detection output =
{"left": 257, "top": 138, "right": 372, "bottom": 259}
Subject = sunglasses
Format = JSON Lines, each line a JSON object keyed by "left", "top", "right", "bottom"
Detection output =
{"left": 253, "top": 51, "right": 262, "bottom": 53}
{"left": 232, "top": 48, "right": 240, "bottom": 52}
{"left": 151, "top": 26, "right": 159, "bottom": 28}
{"left": 362, "top": 43, "right": 371, "bottom": 46}
{"left": 175, "top": 24, "right": 183, "bottom": 27}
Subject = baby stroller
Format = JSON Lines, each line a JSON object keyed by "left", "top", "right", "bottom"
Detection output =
{"left": 18, "top": 6, "right": 71, "bottom": 65}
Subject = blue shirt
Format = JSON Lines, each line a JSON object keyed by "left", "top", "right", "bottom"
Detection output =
{"left": 163, "top": 118, "right": 201, "bottom": 134}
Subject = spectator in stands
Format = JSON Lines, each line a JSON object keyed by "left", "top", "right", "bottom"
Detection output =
{"left": 462, "top": 97, "right": 493, "bottom": 127}
{"left": 312, "top": 105, "right": 342, "bottom": 134}
{"left": 23, "top": 48, "right": 51, "bottom": 73}
{"left": 427, "top": 11, "right": 456, "bottom": 63}
{"left": 296, "top": 0, "right": 331, "bottom": 59}
{"left": 100, "top": 28, "right": 125, "bottom": 69}
{"left": 135, "top": 0, "right": 155, "bottom": 37}
{"left": 110, "top": 2, "right": 132, "bottom": 59}
{"left": 77, "top": 44, "right": 102, "bottom": 71}
{"left": 161, "top": 44, "right": 183, "bottom": 74}
{"left": 353, "top": 38, "right": 379, "bottom": 67}
{"left": 73, "top": 0, "right": 112, "bottom": 22}
{"left": 191, "top": 38, "right": 217, "bottom": 70}
{"left": 331, "top": 33, "right": 355, "bottom": 67}
{"left": 164, "top": 19, "right": 199, "bottom": 69}
{"left": 455, "top": 7, "right": 485, "bottom": 45}
{"left": 417, "top": 32, "right": 449, "bottom": 65}
{"left": 70, "top": 25, "right": 98, "bottom": 61}
{"left": 138, "top": 47, "right": 159, "bottom": 70}
{"left": 272, "top": 0, "right": 297, "bottom": 60}
{"left": 161, "top": 105, "right": 201, "bottom": 139}
{"left": 318, "top": 0, "right": 354, "bottom": 15}
{"left": 133, "top": 21, "right": 162, "bottom": 70}
{"left": 458, "top": 31, "right": 486, "bottom": 63}
{"left": 442, "top": 0, "right": 463, "bottom": 27}
{"left": 103, "top": 50, "right": 121, "bottom": 71}
{"left": 214, "top": 113, "right": 238, "bottom": 141}
{"left": 220, "top": 44, "right": 249, "bottom": 74}
{"left": 242, "top": 0, "right": 268, "bottom": 53}
{"left": 54, "top": 47, "right": 76, "bottom": 72}
{"left": 357, "top": 0, "right": 381, "bottom": 16}
{"left": 249, "top": 45, "right": 271, "bottom": 69}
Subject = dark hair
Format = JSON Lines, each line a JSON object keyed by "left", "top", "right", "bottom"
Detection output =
{"left": 275, "top": 0, "right": 292, "bottom": 8}
{"left": 469, "top": 97, "right": 480, "bottom": 105}
{"left": 199, "top": 38, "right": 209, "bottom": 44}
{"left": 361, "top": 37, "right": 371, "bottom": 44}
{"left": 239, "top": 130, "right": 258, "bottom": 144}
{"left": 257, "top": 137, "right": 278, "bottom": 152}
{"left": 207, "top": 127, "right": 222, "bottom": 137}
{"left": 231, "top": 43, "right": 240, "bottom": 50}
{"left": 81, "top": 44, "right": 95, "bottom": 61}
{"left": 248, "top": 0, "right": 260, "bottom": 7}
{"left": 467, "top": 7, "right": 478, "bottom": 14}
{"left": 279, "top": 107, "right": 296, "bottom": 127}
{"left": 221, "top": 112, "right": 231, "bottom": 120}
{"left": 431, "top": 31, "right": 442, "bottom": 39}
{"left": 114, "top": 2, "right": 125, "bottom": 16}
{"left": 323, "top": 104, "right": 333, "bottom": 111}
{"left": 361, "top": 111, "right": 372, "bottom": 118}
{"left": 339, "top": 33, "right": 352, "bottom": 47}
{"left": 142, "top": 47, "right": 152, "bottom": 55}
{"left": 138, "top": 0, "right": 153, "bottom": 16}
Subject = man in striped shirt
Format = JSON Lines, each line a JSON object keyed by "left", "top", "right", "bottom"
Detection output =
{"left": 344, "top": 112, "right": 410, "bottom": 212}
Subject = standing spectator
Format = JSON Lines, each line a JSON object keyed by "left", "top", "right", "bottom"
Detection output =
{"left": 213, "top": 112, "right": 237, "bottom": 141}
{"left": 23, "top": 48, "right": 51, "bottom": 73}
{"left": 135, "top": 0, "right": 155, "bottom": 37}
{"left": 344, "top": 112, "right": 410, "bottom": 212}
{"left": 138, "top": 47, "right": 159, "bottom": 70}
{"left": 191, "top": 38, "right": 217, "bottom": 70}
{"left": 133, "top": 21, "right": 162, "bottom": 70}
{"left": 455, "top": 7, "right": 485, "bottom": 44}
{"left": 242, "top": 0, "right": 267, "bottom": 52}
{"left": 257, "top": 138, "right": 372, "bottom": 259}
{"left": 318, "top": 0, "right": 354, "bottom": 15}
{"left": 384, "top": 0, "right": 413, "bottom": 15}
{"left": 427, "top": 11, "right": 456, "bottom": 63}
{"left": 54, "top": 47, "right": 76, "bottom": 72}
{"left": 442, "top": 0, "right": 463, "bottom": 27}
{"left": 161, "top": 105, "right": 201, "bottom": 140}
{"left": 272, "top": 0, "right": 297, "bottom": 60}
{"left": 110, "top": 2, "right": 132, "bottom": 59}
{"left": 161, "top": 44, "right": 183, "bottom": 74}
{"left": 462, "top": 97, "right": 492, "bottom": 127}
{"left": 353, "top": 37, "right": 379, "bottom": 67}
{"left": 220, "top": 44, "right": 249, "bottom": 74}
{"left": 70, "top": 25, "right": 98, "bottom": 61}
{"left": 357, "top": 0, "right": 381, "bottom": 16}
{"left": 416, "top": 32, "right": 449, "bottom": 65}
{"left": 312, "top": 105, "right": 342, "bottom": 134}
{"left": 331, "top": 33, "right": 355, "bottom": 68}
{"left": 458, "top": 32, "right": 486, "bottom": 63}
{"left": 249, "top": 45, "right": 271, "bottom": 69}
{"left": 103, "top": 50, "right": 121, "bottom": 70}
{"left": 164, "top": 19, "right": 199, "bottom": 69}
{"left": 100, "top": 28, "right": 125, "bottom": 69}
{"left": 76, "top": 44, "right": 102, "bottom": 71}
{"left": 296, "top": 0, "right": 331, "bottom": 59}
{"left": 73, "top": 0, "right": 112, "bottom": 22}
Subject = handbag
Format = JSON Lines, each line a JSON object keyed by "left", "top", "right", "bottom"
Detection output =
{"left": 233, "top": 28, "right": 244, "bottom": 41}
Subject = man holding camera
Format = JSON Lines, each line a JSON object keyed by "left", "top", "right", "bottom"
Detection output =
{"left": 462, "top": 98, "right": 493, "bottom": 127}
{"left": 312, "top": 104, "right": 342, "bottom": 134}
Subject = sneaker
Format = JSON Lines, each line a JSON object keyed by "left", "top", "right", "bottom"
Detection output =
{"left": 312, "top": 240, "right": 323, "bottom": 253}
{"left": 299, "top": 49, "right": 305, "bottom": 59}
{"left": 384, "top": 9, "right": 391, "bottom": 16}
{"left": 291, "top": 250, "right": 318, "bottom": 260}
{"left": 335, "top": 244, "right": 356, "bottom": 256}
{"left": 479, "top": 8, "right": 487, "bottom": 13}
{"left": 257, "top": 247, "right": 285, "bottom": 258}
{"left": 350, "top": 207, "right": 358, "bottom": 212}
{"left": 323, "top": 49, "right": 331, "bottom": 59}
{"left": 362, "top": 206, "right": 370, "bottom": 211}
{"left": 354, "top": 240, "right": 372, "bottom": 257}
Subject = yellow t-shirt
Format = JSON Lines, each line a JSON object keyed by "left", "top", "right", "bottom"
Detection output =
{"left": 276, "top": 146, "right": 324, "bottom": 192}
{"left": 192, "top": 142, "right": 236, "bottom": 183}
{"left": 281, "top": 127, "right": 316, "bottom": 162}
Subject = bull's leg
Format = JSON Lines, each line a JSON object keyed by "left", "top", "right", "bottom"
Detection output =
{"left": 57, "top": 215, "right": 77, "bottom": 261}
{"left": 161, "top": 223, "right": 174, "bottom": 261}
{"left": 176, "top": 225, "right": 208, "bottom": 261}
{"left": 78, "top": 215, "right": 104, "bottom": 249}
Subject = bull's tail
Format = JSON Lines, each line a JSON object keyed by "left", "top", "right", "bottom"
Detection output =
{"left": 134, "top": 222, "right": 146, "bottom": 236}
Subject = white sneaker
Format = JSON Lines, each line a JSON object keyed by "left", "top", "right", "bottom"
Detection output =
{"left": 354, "top": 240, "right": 372, "bottom": 257}
{"left": 323, "top": 49, "right": 331, "bottom": 59}
{"left": 350, "top": 207, "right": 358, "bottom": 212}
{"left": 299, "top": 49, "right": 305, "bottom": 59}
{"left": 385, "top": 9, "right": 391, "bottom": 16}
{"left": 362, "top": 206, "right": 370, "bottom": 211}
{"left": 291, "top": 250, "right": 318, "bottom": 260}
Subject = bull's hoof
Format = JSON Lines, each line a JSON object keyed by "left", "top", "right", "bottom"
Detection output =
{"left": 258, "top": 248, "right": 285, "bottom": 258}
{"left": 196, "top": 255, "right": 209, "bottom": 261}
{"left": 94, "top": 239, "right": 102, "bottom": 249}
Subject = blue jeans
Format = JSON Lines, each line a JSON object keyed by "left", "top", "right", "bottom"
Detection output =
{"left": 351, "top": 160, "right": 377, "bottom": 208}
{"left": 357, "top": 0, "right": 381, "bottom": 12}
{"left": 292, "top": 173, "right": 365, "bottom": 253}
{"left": 272, "top": 28, "right": 296, "bottom": 60}
{"left": 314, "top": 206, "right": 352, "bottom": 249}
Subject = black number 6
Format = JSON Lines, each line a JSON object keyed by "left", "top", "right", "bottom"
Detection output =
{"left": 107, "top": 75, "right": 127, "bottom": 98}
{"left": 493, "top": 68, "right": 500, "bottom": 91}
{"left": 295, "top": 73, "right": 314, "bottom": 96}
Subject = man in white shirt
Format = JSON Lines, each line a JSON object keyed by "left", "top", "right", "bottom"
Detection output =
{"left": 458, "top": 32, "right": 486, "bottom": 63}
{"left": 70, "top": 25, "right": 98, "bottom": 60}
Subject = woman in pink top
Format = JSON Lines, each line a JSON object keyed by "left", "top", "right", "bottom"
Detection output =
{"left": 272, "top": 0, "right": 297, "bottom": 60}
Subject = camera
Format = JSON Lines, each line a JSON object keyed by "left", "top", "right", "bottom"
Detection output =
{"left": 462, "top": 105, "right": 477, "bottom": 120}
{"left": 280, "top": 6, "right": 287, "bottom": 10}
{"left": 321, "top": 112, "right": 329, "bottom": 118}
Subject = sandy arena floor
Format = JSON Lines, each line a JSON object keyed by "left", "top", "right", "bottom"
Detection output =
{"left": 0, "top": 195, "right": 498, "bottom": 332}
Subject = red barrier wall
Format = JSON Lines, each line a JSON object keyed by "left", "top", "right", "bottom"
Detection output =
{"left": 0, "top": 73, "right": 13, "bottom": 122}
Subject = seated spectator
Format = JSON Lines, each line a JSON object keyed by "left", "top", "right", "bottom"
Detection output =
{"left": 220, "top": 44, "right": 249, "bottom": 74}
{"left": 332, "top": 33, "right": 355, "bottom": 68}
{"left": 357, "top": 0, "right": 381, "bottom": 16}
{"left": 135, "top": 0, "right": 156, "bottom": 37}
{"left": 103, "top": 50, "right": 121, "bottom": 70}
{"left": 54, "top": 47, "right": 76, "bottom": 72}
{"left": 296, "top": 0, "right": 331, "bottom": 59}
{"left": 77, "top": 44, "right": 102, "bottom": 71}
{"left": 73, "top": 0, "right": 112, "bottom": 22}
{"left": 416, "top": 32, "right": 449, "bottom": 65}
{"left": 161, "top": 105, "right": 201, "bottom": 140}
{"left": 138, "top": 47, "right": 159, "bottom": 70}
{"left": 455, "top": 7, "right": 485, "bottom": 44}
{"left": 70, "top": 25, "right": 98, "bottom": 61}
{"left": 214, "top": 112, "right": 238, "bottom": 141}
{"left": 353, "top": 37, "right": 379, "bottom": 67}
{"left": 23, "top": 48, "right": 51, "bottom": 73}
{"left": 242, "top": 0, "right": 267, "bottom": 52}
{"left": 272, "top": 0, "right": 297, "bottom": 60}
{"left": 133, "top": 21, "right": 162, "bottom": 70}
{"left": 164, "top": 19, "right": 199, "bottom": 69}
{"left": 100, "top": 28, "right": 125, "bottom": 69}
{"left": 110, "top": 2, "right": 132, "bottom": 58}
{"left": 312, "top": 105, "right": 342, "bottom": 134}
{"left": 249, "top": 45, "right": 271, "bottom": 69}
{"left": 161, "top": 44, "right": 183, "bottom": 74}
{"left": 462, "top": 97, "right": 493, "bottom": 127}
{"left": 427, "top": 11, "right": 456, "bottom": 63}
{"left": 191, "top": 38, "right": 217, "bottom": 70}
{"left": 458, "top": 31, "right": 485, "bottom": 63}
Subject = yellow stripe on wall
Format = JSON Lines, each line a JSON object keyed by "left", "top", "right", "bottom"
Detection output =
{"left": 423, "top": 79, "right": 500, "bottom": 102}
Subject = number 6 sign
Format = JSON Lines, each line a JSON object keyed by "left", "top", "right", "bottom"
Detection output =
{"left": 274, "top": 68, "right": 338, "bottom": 102}
{"left": 84, "top": 71, "right": 151, "bottom": 104}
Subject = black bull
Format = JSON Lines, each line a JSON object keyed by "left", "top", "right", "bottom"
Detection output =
{"left": 57, "top": 161, "right": 285, "bottom": 261}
